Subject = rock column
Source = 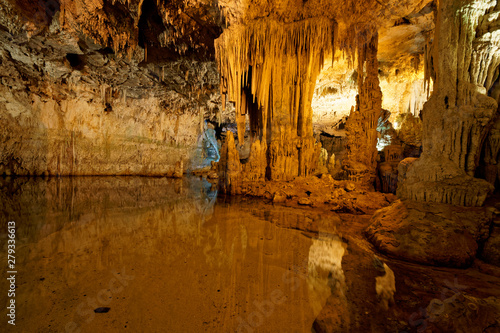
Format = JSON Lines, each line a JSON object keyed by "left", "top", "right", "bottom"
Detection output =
{"left": 397, "top": 0, "right": 499, "bottom": 206}
{"left": 343, "top": 32, "right": 382, "bottom": 188}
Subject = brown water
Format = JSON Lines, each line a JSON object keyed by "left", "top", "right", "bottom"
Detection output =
{"left": 1, "top": 177, "right": 500, "bottom": 333}
{"left": 0, "top": 177, "right": 346, "bottom": 332}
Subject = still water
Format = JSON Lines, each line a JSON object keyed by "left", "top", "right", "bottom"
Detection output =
{"left": 0, "top": 177, "right": 347, "bottom": 332}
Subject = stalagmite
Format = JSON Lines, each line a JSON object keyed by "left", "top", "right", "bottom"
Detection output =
{"left": 343, "top": 31, "right": 382, "bottom": 187}
{"left": 397, "top": 0, "right": 498, "bottom": 206}
{"left": 215, "top": 18, "right": 335, "bottom": 184}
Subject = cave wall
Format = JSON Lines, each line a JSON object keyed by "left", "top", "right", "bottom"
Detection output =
{"left": 0, "top": 46, "right": 221, "bottom": 176}
{"left": 0, "top": 0, "right": 224, "bottom": 176}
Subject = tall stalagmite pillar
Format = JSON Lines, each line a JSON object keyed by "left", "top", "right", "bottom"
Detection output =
{"left": 215, "top": 19, "right": 335, "bottom": 186}
{"left": 397, "top": 0, "right": 498, "bottom": 206}
{"left": 343, "top": 33, "right": 382, "bottom": 187}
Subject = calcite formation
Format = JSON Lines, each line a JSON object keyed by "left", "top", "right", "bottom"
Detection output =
{"left": 0, "top": 49, "right": 221, "bottom": 176}
{"left": 214, "top": 0, "right": 431, "bottom": 188}
{"left": 343, "top": 32, "right": 382, "bottom": 187}
{"left": 215, "top": 18, "right": 335, "bottom": 182}
{"left": 398, "top": 0, "right": 500, "bottom": 207}
{"left": 217, "top": 131, "right": 266, "bottom": 193}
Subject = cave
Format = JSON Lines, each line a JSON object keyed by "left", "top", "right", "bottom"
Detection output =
{"left": 1, "top": 0, "right": 500, "bottom": 331}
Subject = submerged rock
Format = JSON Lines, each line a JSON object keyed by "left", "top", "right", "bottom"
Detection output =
{"left": 94, "top": 307, "right": 110, "bottom": 313}
{"left": 425, "top": 294, "right": 500, "bottom": 333}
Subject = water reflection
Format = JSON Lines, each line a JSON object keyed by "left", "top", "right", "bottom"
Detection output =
{"left": 0, "top": 177, "right": 346, "bottom": 332}
{"left": 307, "top": 233, "right": 347, "bottom": 316}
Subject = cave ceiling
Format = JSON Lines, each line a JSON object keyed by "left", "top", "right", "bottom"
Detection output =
{"left": 0, "top": 0, "right": 436, "bottom": 122}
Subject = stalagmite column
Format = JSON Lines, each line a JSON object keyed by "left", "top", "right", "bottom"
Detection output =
{"left": 397, "top": 0, "right": 499, "bottom": 206}
{"left": 343, "top": 32, "right": 382, "bottom": 187}
{"left": 215, "top": 18, "right": 335, "bottom": 183}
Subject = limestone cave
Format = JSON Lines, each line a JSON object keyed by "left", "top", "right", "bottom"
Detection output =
{"left": 0, "top": 0, "right": 500, "bottom": 331}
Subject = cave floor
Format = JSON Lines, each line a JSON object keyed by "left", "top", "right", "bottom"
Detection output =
{"left": 1, "top": 176, "right": 499, "bottom": 332}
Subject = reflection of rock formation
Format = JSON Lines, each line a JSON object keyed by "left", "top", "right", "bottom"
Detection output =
{"left": 375, "top": 262, "right": 395, "bottom": 310}
{"left": 478, "top": 116, "right": 500, "bottom": 186}
{"left": 307, "top": 233, "right": 347, "bottom": 325}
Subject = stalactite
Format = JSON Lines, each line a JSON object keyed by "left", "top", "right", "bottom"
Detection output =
{"left": 101, "top": 84, "right": 107, "bottom": 106}
{"left": 215, "top": 18, "right": 335, "bottom": 182}
{"left": 424, "top": 34, "right": 430, "bottom": 98}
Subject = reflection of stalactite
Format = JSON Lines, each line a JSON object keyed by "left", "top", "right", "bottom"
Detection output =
{"left": 203, "top": 126, "right": 220, "bottom": 162}
{"left": 215, "top": 18, "right": 335, "bottom": 181}
{"left": 423, "top": 32, "right": 434, "bottom": 99}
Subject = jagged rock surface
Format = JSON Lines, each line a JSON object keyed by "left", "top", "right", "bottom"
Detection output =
{"left": 481, "top": 217, "right": 500, "bottom": 267}
{"left": 366, "top": 200, "right": 492, "bottom": 267}
{"left": 0, "top": 0, "right": 226, "bottom": 176}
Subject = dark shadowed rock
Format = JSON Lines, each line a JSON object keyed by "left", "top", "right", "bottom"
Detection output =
{"left": 481, "top": 224, "right": 500, "bottom": 267}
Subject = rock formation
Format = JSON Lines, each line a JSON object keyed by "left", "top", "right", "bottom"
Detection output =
{"left": 366, "top": 199, "right": 492, "bottom": 267}
{"left": 2, "top": 0, "right": 500, "bottom": 332}
{"left": 343, "top": 32, "right": 382, "bottom": 187}
{"left": 0, "top": 0, "right": 225, "bottom": 176}
{"left": 397, "top": 0, "right": 500, "bottom": 207}
{"left": 215, "top": 18, "right": 335, "bottom": 182}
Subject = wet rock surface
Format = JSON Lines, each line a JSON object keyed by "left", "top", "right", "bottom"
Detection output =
{"left": 424, "top": 294, "right": 500, "bottom": 333}
{"left": 220, "top": 173, "right": 397, "bottom": 215}
{"left": 366, "top": 199, "right": 493, "bottom": 267}
{"left": 481, "top": 221, "right": 500, "bottom": 267}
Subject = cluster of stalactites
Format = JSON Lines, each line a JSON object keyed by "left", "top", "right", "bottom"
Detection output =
{"left": 423, "top": 32, "right": 434, "bottom": 99}
{"left": 215, "top": 18, "right": 336, "bottom": 144}
{"left": 336, "top": 23, "right": 379, "bottom": 70}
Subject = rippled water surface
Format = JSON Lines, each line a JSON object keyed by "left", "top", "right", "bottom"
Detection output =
{"left": 0, "top": 177, "right": 347, "bottom": 332}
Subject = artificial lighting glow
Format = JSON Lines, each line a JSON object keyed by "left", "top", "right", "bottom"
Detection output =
{"left": 377, "top": 136, "right": 392, "bottom": 151}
